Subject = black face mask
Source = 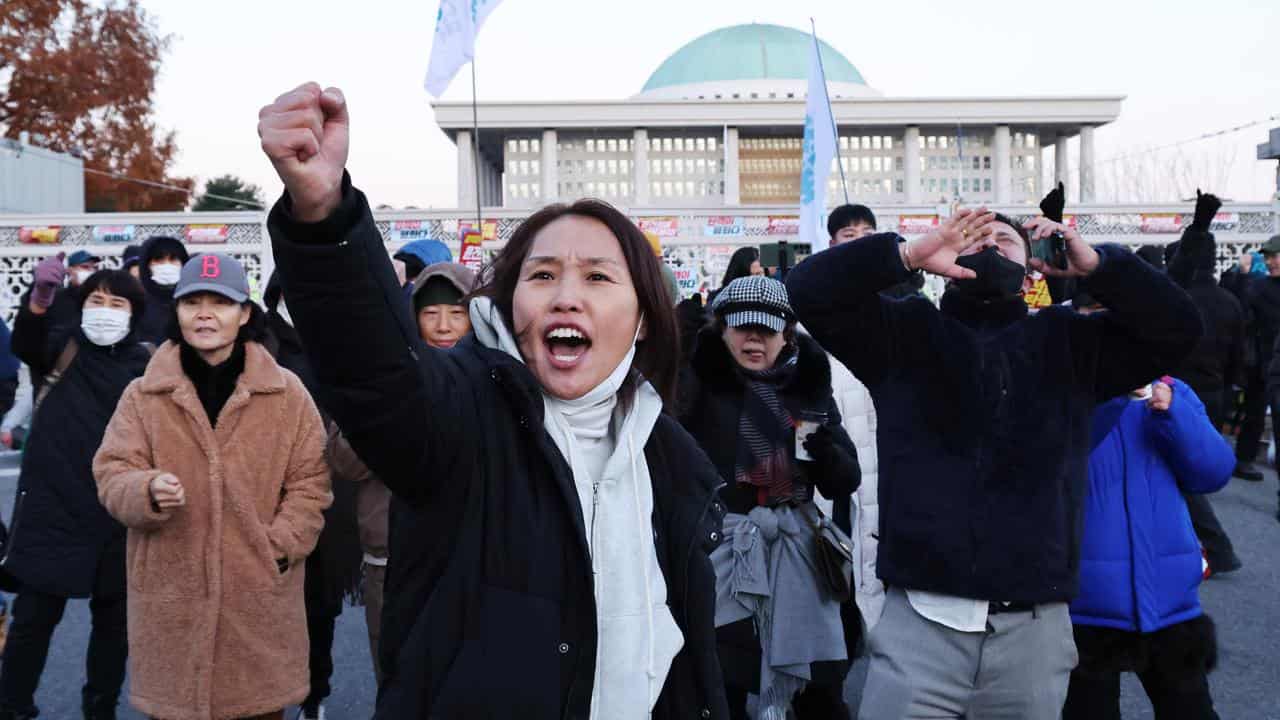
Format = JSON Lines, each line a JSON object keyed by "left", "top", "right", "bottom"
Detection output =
{"left": 952, "top": 247, "right": 1026, "bottom": 301}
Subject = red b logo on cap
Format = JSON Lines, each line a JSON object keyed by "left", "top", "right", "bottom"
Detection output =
{"left": 200, "top": 255, "right": 221, "bottom": 279}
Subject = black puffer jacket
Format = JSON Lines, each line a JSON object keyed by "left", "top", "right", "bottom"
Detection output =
{"left": 135, "top": 236, "right": 190, "bottom": 345}
{"left": 1, "top": 314, "right": 151, "bottom": 598}
{"left": 678, "top": 326, "right": 859, "bottom": 529}
{"left": 269, "top": 175, "right": 729, "bottom": 720}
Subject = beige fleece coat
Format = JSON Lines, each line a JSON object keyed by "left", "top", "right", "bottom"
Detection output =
{"left": 94, "top": 342, "right": 332, "bottom": 720}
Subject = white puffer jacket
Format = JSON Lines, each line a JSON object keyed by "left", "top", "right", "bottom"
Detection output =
{"left": 828, "top": 354, "right": 885, "bottom": 629}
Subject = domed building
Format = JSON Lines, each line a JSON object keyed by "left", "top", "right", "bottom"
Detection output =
{"left": 432, "top": 23, "right": 1121, "bottom": 214}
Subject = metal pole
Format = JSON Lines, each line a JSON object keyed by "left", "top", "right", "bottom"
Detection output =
{"left": 471, "top": 59, "right": 482, "bottom": 226}
{"left": 810, "top": 18, "right": 848, "bottom": 204}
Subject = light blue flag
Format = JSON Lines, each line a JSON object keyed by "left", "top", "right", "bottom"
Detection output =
{"left": 424, "top": 0, "right": 504, "bottom": 97}
{"left": 799, "top": 30, "right": 839, "bottom": 254}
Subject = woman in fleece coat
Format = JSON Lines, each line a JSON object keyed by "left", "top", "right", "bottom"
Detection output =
{"left": 94, "top": 253, "right": 332, "bottom": 720}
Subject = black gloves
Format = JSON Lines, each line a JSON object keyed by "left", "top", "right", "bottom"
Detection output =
{"left": 1039, "top": 181, "right": 1066, "bottom": 223}
{"left": 802, "top": 425, "right": 861, "bottom": 497}
{"left": 1191, "top": 189, "right": 1222, "bottom": 232}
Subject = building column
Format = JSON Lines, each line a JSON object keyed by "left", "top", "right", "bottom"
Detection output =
{"left": 993, "top": 125, "right": 1012, "bottom": 204}
{"left": 1054, "top": 134, "right": 1070, "bottom": 190}
{"left": 1079, "top": 125, "right": 1096, "bottom": 203}
{"left": 903, "top": 126, "right": 921, "bottom": 204}
{"left": 457, "top": 130, "right": 476, "bottom": 210}
{"left": 633, "top": 128, "right": 650, "bottom": 206}
{"left": 541, "top": 129, "right": 558, "bottom": 203}
{"left": 724, "top": 127, "right": 741, "bottom": 205}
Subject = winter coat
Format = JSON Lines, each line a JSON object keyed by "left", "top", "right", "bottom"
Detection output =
{"left": 268, "top": 175, "right": 730, "bottom": 720}
{"left": 1242, "top": 275, "right": 1280, "bottom": 375}
{"left": 1167, "top": 226, "right": 1248, "bottom": 397}
{"left": 134, "top": 236, "right": 190, "bottom": 345}
{"left": 1071, "top": 379, "right": 1232, "bottom": 633}
{"left": 786, "top": 233, "right": 1202, "bottom": 604}
{"left": 678, "top": 326, "right": 859, "bottom": 521}
{"left": 93, "top": 341, "right": 332, "bottom": 720}
{"left": 828, "top": 357, "right": 885, "bottom": 628}
{"left": 2, "top": 313, "right": 150, "bottom": 599}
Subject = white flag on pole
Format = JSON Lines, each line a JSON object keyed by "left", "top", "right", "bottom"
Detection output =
{"left": 424, "top": 0, "right": 504, "bottom": 97}
{"left": 799, "top": 30, "right": 839, "bottom": 254}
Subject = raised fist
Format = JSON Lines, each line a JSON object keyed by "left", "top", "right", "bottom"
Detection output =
{"left": 258, "top": 82, "right": 350, "bottom": 222}
{"left": 29, "top": 253, "right": 67, "bottom": 311}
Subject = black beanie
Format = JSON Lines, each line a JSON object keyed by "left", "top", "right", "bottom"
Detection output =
{"left": 414, "top": 276, "right": 464, "bottom": 314}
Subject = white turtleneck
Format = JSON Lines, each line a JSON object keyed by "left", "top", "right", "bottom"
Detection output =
{"left": 470, "top": 298, "right": 684, "bottom": 719}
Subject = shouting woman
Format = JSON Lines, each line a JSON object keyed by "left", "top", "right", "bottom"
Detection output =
{"left": 259, "top": 82, "right": 728, "bottom": 719}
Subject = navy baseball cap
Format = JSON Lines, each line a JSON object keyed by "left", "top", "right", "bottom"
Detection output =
{"left": 173, "top": 253, "right": 250, "bottom": 304}
{"left": 67, "top": 250, "right": 101, "bottom": 266}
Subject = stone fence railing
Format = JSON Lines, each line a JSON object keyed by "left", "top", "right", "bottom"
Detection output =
{"left": 0, "top": 202, "right": 1275, "bottom": 324}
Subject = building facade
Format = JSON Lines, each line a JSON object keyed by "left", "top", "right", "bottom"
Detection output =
{"left": 433, "top": 23, "right": 1121, "bottom": 212}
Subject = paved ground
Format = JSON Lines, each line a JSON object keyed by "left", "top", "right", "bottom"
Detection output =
{"left": 1, "top": 453, "right": 1277, "bottom": 718}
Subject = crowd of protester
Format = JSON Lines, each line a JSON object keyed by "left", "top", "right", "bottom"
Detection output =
{"left": 0, "top": 81, "right": 1272, "bottom": 719}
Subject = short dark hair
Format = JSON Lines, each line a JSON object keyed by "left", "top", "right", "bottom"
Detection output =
{"left": 827, "top": 204, "right": 877, "bottom": 238}
{"left": 473, "top": 199, "right": 680, "bottom": 407}
{"left": 720, "top": 247, "right": 760, "bottom": 288}
{"left": 166, "top": 294, "right": 269, "bottom": 346}
{"left": 991, "top": 212, "right": 1032, "bottom": 258}
{"left": 79, "top": 270, "right": 146, "bottom": 330}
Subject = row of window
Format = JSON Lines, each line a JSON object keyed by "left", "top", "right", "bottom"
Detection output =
{"left": 513, "top": 155, "right": 1037, "bottom": 183}
{"left": 651, "top": 180, "right": 723, "bottom": 198}
{"left": 650, "top": 157, "right": 722, "bottom": 176}
{"left": 506, "top": 138, "right": 543, "bottom": 155}
{"left": 557, "top": 158, "right": 633, "bottom": 176}
{"left": 649, "top": 136, "right": 718, "bottom": 154}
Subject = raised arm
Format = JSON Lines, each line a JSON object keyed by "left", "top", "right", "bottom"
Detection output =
{"left": 1145, "top": 379, "right": 1233, "bottom": 494}
{"left": 261, "top": 82, "right": 474, "bottom": 507}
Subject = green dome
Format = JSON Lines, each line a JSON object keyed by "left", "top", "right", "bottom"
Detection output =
{"left": 641, "top": 24, "right": 866, "bottom": 94}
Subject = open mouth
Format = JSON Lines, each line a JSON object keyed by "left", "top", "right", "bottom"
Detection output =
{"left": 545, "top": 324, "right": 592, "bottom": 369}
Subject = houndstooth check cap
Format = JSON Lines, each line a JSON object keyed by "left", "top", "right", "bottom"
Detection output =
{"left": 710, "top": 275, "right": 794, "bottom": 332}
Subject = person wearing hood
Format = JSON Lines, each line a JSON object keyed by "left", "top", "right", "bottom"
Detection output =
{"left": 1060, "top": 311, "right": 1231, "bottom": 720}
{"left": 262, "top": 272, "right": 364, "bottom": 720}
{"left": 93, "top": 254, "right": 332, "bottom": 720}
{"left": 134, "top": 235, "right": 191, "bottom": 345}
{"left": 678, "top": 276, "right": 861, "bottom": 720}
{"left": 120, "top": 245, "right": 144, "bottom": 280}
{"left": 392, "top": 239, "right": 452, "bottom": 288}
{"left": 325, "top": 260, "right": 477, "bottom": 685}
{"left": 260, "top": 80, "right": 728, "bottom": 720}
{"left": 0, "top": 270, "right": 151, "bottom": 720}
{"left": 1163, "top": 190, "right": 1247, "bottom": 573}
{"left": 786, "top": 207, "right": 1201, "bottom": 719}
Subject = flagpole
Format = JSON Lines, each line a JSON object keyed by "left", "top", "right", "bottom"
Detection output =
{"left": 471, "top": 59, "right": 482, "bottom": 227}
{"left": 810, "top": 18, "right": 848, "bottom": 204}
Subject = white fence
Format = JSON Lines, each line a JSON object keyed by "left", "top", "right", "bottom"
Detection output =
{"left": 0, "top": 202, "right": 1275, "bottom": 325}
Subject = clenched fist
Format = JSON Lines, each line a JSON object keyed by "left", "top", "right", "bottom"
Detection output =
{"left": 149, "top": 473, "right": 186, "bottom": 510}
{"left": 259, "top": 82, "right": 350, "bottom": 222}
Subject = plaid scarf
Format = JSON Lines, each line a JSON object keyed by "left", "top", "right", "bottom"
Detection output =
{"left": 733, "top": 347, "right": 800, "bottom": 505}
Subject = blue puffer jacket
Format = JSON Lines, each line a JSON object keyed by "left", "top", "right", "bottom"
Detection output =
{"left": 1071, "top": 378, "right": 1233, "bottom": 633}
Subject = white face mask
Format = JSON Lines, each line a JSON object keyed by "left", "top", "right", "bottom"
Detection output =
{"left": 81, "top": 307, "right": 132, "bottom": 347}
{"left": 73, "top": 269, "right": 94, "bottom": 286}
{"left": 150, "top": 263, "right": 182, "bottom": 286}
{"left": 276, "top": 299, "right": 294, "bottom": 327}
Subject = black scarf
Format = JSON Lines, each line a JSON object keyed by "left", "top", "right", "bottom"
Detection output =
{"left": 733, "top": 345, "right": 800, "bottom": 505}
{"left": 179, "top": 341, "right": 246, "bottom": 427}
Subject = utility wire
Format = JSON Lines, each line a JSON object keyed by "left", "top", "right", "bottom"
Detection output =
{"left": 1094, "top": 113, "right": 1280, "bottom": 167}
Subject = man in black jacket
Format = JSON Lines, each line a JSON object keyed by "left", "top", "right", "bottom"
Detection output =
{"left": 1234, "top": 234, "right": 1280, "bottom": 481}
{"left": 786, "top": 209, "right": 1201, "bottom": 719}
{"left": 1165, "top": 191, "right": 1246, "bottom": 574}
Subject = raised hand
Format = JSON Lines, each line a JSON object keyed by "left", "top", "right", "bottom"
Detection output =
{"left": 1148, "top": 380, "right": 1173, "bottom": 412}
{"left": 149, "top": 473, "right": 186, "bottom": 510}
{"left": 29, "top": 253, "right": 67, "bottom": 312}
{"left": 900, "top": 208, "right": 996, "bottom": 280}
{"left": 1191, "top": 189, "right": 1222, "bottom": 231}
{"left": 1025, "top": 217, "right": 1100, "bottom": 278}
{"left": 258, "top": 82, "right": 350, "bottom": 222}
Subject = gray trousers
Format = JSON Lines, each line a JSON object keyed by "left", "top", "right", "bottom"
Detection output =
{"left": 858, "top": 588, "right": 1078, "bottom": 720}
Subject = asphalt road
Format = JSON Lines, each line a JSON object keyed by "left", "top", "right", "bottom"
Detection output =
{"left": 1, "top": 453, "right": 1277, "bottom": 719}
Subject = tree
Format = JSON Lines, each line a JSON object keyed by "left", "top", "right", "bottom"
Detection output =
{"left": 0, "top": 0, "right": 193, "bottom": 211}
{"left": 192, "top": 174, "right": 264, "bottom": 211}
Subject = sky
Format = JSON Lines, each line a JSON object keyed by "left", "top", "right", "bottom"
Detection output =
{"left": 144, "top": 0, "right": 1280, "bottom": 209}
